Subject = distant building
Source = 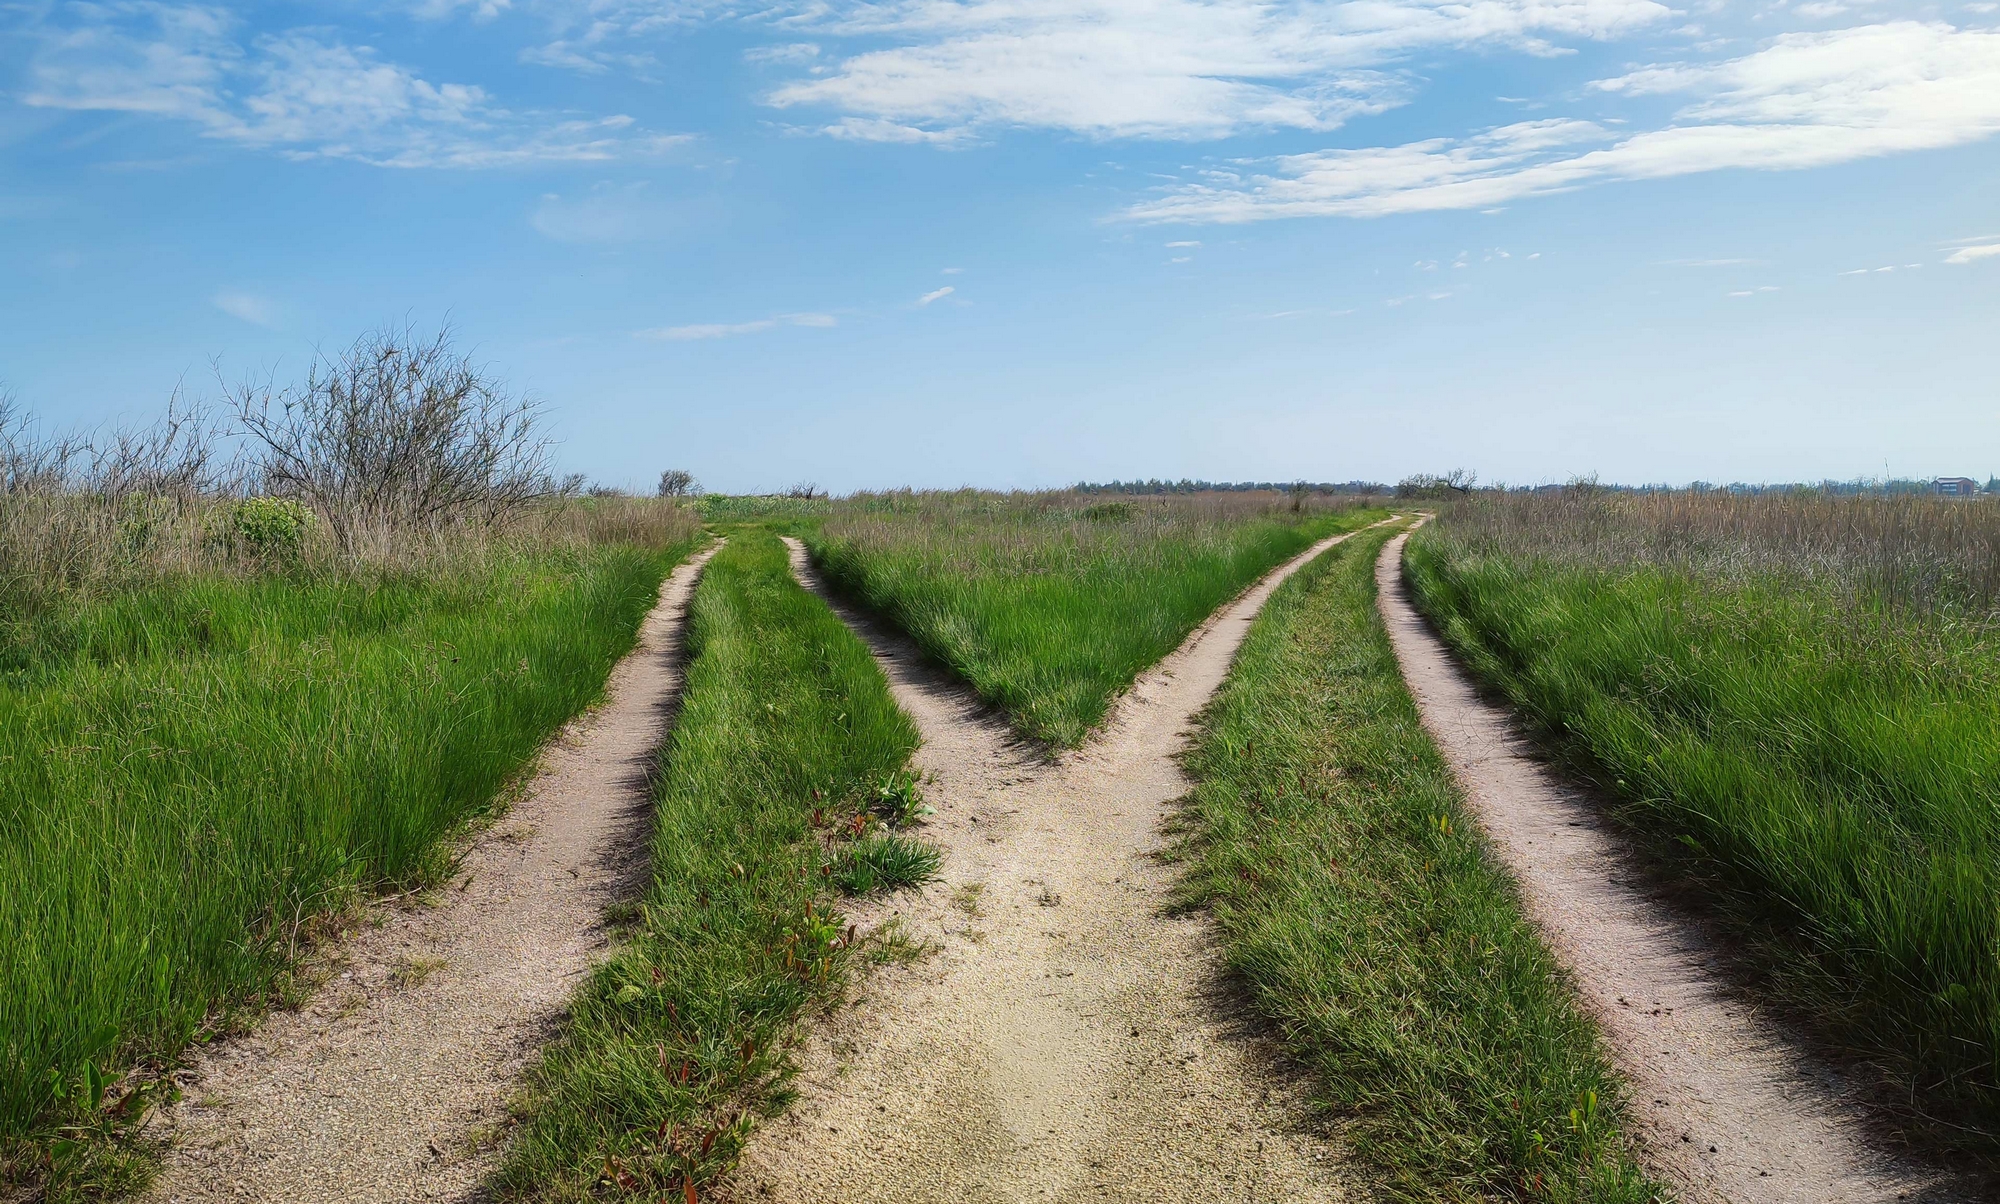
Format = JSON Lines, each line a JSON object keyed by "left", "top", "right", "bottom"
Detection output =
{"left": 1935, "top": 477, "right": 1981, "bottom": 497}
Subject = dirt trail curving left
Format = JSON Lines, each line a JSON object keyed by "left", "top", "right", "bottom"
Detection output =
{"left": 144, "top": 542, "right": 721, "bottom": 1204}
{"left": 730, "top": 529, "right": 1392, "bottom": 1203}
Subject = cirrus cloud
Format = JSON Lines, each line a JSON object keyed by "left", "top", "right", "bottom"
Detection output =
{"left": 1124, "top": 21, "right": 2000, "bottom": 222}
{"left": 23, "top": 3, "right": 684, "bottom": 168}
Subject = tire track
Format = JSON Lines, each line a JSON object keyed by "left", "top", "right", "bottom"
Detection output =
{"left": 1376, "top": 528, "right": 1964, "bottom": 1203}
{"left": 731, "top": 527, "right": 1392, "bottom": 1203}
{"left": 144, "top": 542, "right": 722, "bottom": 1204}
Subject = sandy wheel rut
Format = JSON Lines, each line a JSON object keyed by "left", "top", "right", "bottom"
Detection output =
{"left": 143, "top": 543, "right": 721, "bottom": 1204}
{"left": 1376, "top": 528, "right": 1972, "bottom": 1204}
{"left": 733, "top": 532, "right": 1387, "bottom": 1203}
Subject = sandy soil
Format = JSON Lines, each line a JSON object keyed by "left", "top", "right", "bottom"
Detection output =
{"left": 728, "top": 530, "right": 1391, "bottom": 1204}
{"left": 141, "top": 542, "right": 721, "bottom": 1204}
{"left": 1375, "top": 528, "right": 1968, "bottom": 1204}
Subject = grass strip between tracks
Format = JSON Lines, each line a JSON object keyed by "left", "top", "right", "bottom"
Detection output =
{"left": 495, "top": 529, "right": 922, "bottom": 1202}
{"left": 805, "top": 497, "right": 1388, "bottom": 747}
{"left": 1175, "top": 524, "right": 1665, "bottom": 1203}
{"left": 3, "top": 534, "right": 702, "bottom": 1200}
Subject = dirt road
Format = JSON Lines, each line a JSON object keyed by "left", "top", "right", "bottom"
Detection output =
{"left": 1375, "top": 528, "right": 1962, "bottom": 1204}
{"left": 144, "top": 543, "right": 720, "bottom": 1204}
{"left": 731, "top": 530, "right": 1389, "bottom": 1203}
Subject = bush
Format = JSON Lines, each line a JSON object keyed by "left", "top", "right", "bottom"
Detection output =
{"left": 213, "top": 497, "right": 315, "bottom": 561}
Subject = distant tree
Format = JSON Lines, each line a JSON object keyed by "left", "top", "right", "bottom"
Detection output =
{"left": 657, "top": 469, "right": 697, "bottom": 498}
{"left": 786, "top": 481, "right": 821, "bottom": 500}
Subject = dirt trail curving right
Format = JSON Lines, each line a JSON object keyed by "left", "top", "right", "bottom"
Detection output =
{"left": 729, "top": 532, "right": 1390, "bottom": 1203}
{"left": 1376, "top": 528, "right": 1966, "bottom": 1204}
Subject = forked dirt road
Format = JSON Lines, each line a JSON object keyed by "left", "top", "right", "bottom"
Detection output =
{"left": 1376, "top": 528, "right": 1966, "bottom": 1204}
{"left": 737, "top": 529, "right": 1394, "bottom": 1203}
{"left": 144, "top": 542, "right": 721, "bottom": 1204}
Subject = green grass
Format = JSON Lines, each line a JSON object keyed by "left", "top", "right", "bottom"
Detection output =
{"left": 1176, "top": 524, "right": 1663, "bottom": 1203}
{"left": 805, "top": 492, "right": 1387, "bottom": 746}
{"left": 494, "top": 530, "right": 923, "bottom": 1202}
{"left": 1407, "top": 517, "right": 2000, "bottom": 1145}
{"left": 1, "top": 537, "right": 702, "bottom": 1198}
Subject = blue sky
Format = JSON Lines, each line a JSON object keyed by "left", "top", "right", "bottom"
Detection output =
{"left": 3, "top": 0, "right": 1997, "bottom": 492}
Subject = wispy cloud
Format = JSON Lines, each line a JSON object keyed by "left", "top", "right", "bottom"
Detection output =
{"left": 638, "top": 312, "right": 837, "bottom": 340}
{"left": 23, "top": 4, "right": 682, "bottom": 168}
{"left": 1124, "top": 21, "right": 2000, "bottom": 222}
{"left": 763, "top": 0, "right": 1668, "bottom": 142}
{"left": 1944, "top": 237, "right": 2000, "bottom": 264}
{"left": 531, "top": 182, "right": 676, "bottom": 243}
{"left": 212, "top": 289, "right": 278, "bottom": 326}
{"left": 917, "top": 285, "right": 955, "bottom": 305}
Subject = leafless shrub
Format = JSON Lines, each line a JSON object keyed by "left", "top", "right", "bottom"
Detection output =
{"left": 227, "top": 324, "right": 569, "bottom": 549}
{"left": 1397, "top": 468, "right": 1477, "bottom": 499}
{"left": 657, "top": 469, "right": 698, "bottom": 498}
{"left": 0, "top": 392, "right": 84, "bottom": 496}
{"left": 787, "top": 480, "right": 822, "bottom": 500}
{"left": 85, "top": 392, "right": 235, "bottom": 499}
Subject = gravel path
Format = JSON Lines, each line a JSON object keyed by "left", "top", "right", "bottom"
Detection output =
{"left": 728, "top": 531, "right": 1391, "bottom": 1203}
{"left": 1375, "top": 528, "right": 1965, "bottom": 1204}
{"left": 143, "top": 542, "right": 720, "bottom": 1204}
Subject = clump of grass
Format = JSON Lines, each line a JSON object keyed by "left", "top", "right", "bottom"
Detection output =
{"left": 805, "top": 490, "right": 1386, "bottom": 746}
{"left": 833, "top": 835, "right": 942, "bottom": 895}
{"left": 1177, "top": 524, "right": 1662, "bottom": 1203}
{"left": 0, "top": 533, "right": 702, "bottom": 1199}
{"left": 1407, "top": 491, "right": 2000, "bottom": 1147}
{"left": 493, "top": 530, "right": 923, "bottom": 1202}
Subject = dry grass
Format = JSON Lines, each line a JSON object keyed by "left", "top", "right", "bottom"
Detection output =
{"left": 1435, "top": 488, "right": 2000, "bottom": 616}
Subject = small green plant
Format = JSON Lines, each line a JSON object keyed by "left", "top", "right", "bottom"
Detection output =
{"left": 869, "top": 770, "right": 932, "bottom": 827}
{"left": 214, "top": 497, "right": 315, "bottom": 561}
{"left": 834, "top": 834, "right": 941, "bottom": 895}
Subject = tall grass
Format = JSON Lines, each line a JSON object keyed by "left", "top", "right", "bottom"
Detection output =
{"left": 496, "top": 530, "right": 922, "bottom": 1202}
{"left": 804, "top": 490, "right": 1385, "bottom": 746}
{"left": 0, "top": 500, "right": 702, "bottom": 1197}
{"left": 1406, "top": 490, "right": 2000, "bottom": 1146}
{"left": 1177, "top": 524, "right": 1661, "bottom": 1203}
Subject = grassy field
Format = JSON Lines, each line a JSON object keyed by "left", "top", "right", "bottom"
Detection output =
{"left": 495, "top": 530, "right": 927, "bottom": 1202}
{"left": 1406, "top": 490, "right": 2000, "bottom": 1146}
{"left": 804, "top": 490, "right": 1386, "bottom": 746}
{"left": 1176, "top": 522, "right": 1661, "bottom": 1202}
{"left": 0, "top": 500, "right": 702, "bottom": 1198}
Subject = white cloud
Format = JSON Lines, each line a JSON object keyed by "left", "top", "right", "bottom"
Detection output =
{"left": 638, "top": 312, "right": 837, "bottom": 340}
{"left": 23, "top": 4, "right": 681, "bottom": 168}
{"left": 212, "top": 289, "right": 277, "bottom": 326}
{"left": 941, "top": 266, "right": 963, "bottom": 273}
{"left": 763, "top": 0, "right": 1669, "bottom": 141}
{"left": 1165, "top": 239, "right": 1200, "bottom": 246}
{"left": 917, "top": 285, "right": 955, "bottom": 305}
{"left": 1125, "top": 21, "right": 2000, "bottom": 221}
{"left": 744, "top": 42, "right": 821, "bottom": 64}
{"left": 532, "top": 182, "right": 676, "bottom": 242}
{"left": 1944, "top": 238, "right": 2000, "bottom": 264}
